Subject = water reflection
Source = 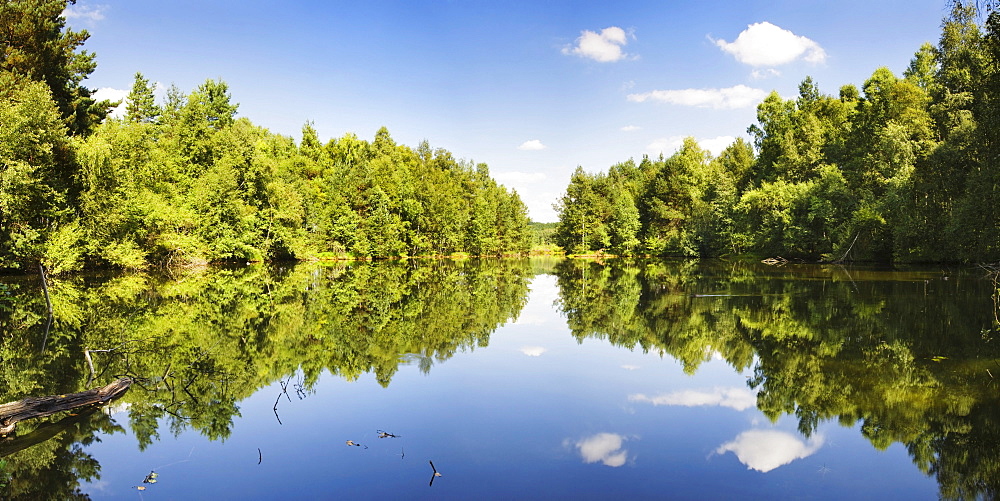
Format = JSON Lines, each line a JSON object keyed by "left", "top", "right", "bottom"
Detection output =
{"left": 571, "top": 433, "right": 632, "bottom": 467}
{"left": 715, "top": 429, "right": 825, "bottom": 472}
{"left": 0, "top": 258, "right": 998, "bottom": 498}
{"left": 629, "top": 387, "right": 757, "bottom": 411}
{"left": 554, "top": 258, "right": 1000, "bottom": 499}
{"left": 0, "top": 259, "right": 532, "bottom": 499}
{"left": 519, "top": 346, "right": 547, "bottom": 357}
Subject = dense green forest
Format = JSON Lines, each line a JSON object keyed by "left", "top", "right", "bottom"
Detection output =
{"left": 0, "top": 1, "right": 531, "bottom": 274}
{"left": 555, "top": 4, "right": 1000, "bottom": 263}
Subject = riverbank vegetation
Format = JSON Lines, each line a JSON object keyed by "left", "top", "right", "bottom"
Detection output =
{"left": 0, "top": 1, "right": 531, "bottom": 274}
{"left": 555, "top": 3, "right": 1000, "bottom": 263}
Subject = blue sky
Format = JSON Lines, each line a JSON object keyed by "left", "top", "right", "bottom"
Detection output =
{"left": 68, "top": 0, "right": 951, "bottom": 222}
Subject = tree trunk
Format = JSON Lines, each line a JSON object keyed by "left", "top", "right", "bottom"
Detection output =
{"left": 0, "top": 378, "right": 132, "bottom": 436}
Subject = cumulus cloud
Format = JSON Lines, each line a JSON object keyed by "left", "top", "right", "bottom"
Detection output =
{"left": 518, "top": 139, "right": 547, "bottom": 151}
{"left": 715, "top": 430, "right": 824, "bottom": 472}
{"left": 520, "top": 346, "right": 547, "bottom": 357}
{"left": 627, "top": 85, "right": 766, "bottom": 110}
{"left": 629, "top": 387, "right": 756, "bottom": 411}
{"left": 645, "top": 135, "right": 738, "bottom": 157}
{"left": 620, "top": 125, "right": 641, "bottom": 132}
{"left": 92, "top": 87, "right": 129, "bottom": 118}
{"left": 63, "top": 4, "right": 107, "bottom": 22}
{"left": 699, "top": 136, "right": 738, "bottom": 156}
{"left": 574, "top": 433, "right": 630, "bottom": 467}
{"left": 563, "top": 26, "right": 633, "bottom": 62}
{"left": 714, "top": 22, "right": 826, "bottom": 67}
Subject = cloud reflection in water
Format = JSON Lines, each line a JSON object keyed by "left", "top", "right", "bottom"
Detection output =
{"left": 519, "top": 346, "right": 547, "bottom": 357}
{"left": 715, "top": 430, "right": 824, "bottom": 472}
{"left": 572, "top": 433, "right": 631, "bottom": 467}
{"left": 628, "top": 387, "right": 757, "bottom": 411}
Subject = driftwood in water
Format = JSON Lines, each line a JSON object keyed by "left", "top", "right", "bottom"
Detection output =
{"left": 0, "top": 378, "right": 132, "bottom": 436}
{"left": 0, "top": 407, "right": 98, "bottom": 457}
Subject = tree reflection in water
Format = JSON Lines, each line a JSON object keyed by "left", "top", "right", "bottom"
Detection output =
{"left": 0, "top": 259, "right": 531, "bottom": 499}
{"left": 554, "top": 258, "right": 1000, "bottom": 500}
{"left": 1, "top": 258, "right": 998, "bottom": 499}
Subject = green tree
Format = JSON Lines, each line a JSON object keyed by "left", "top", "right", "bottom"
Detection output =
{"left": 125, "top": 72, "right": 159, "bottom": 123}
{"left": 0, "top": 0, "right": 111, "bottom": 135}
{"left": 0, "top": 74, "right": 72, "bottom": 269}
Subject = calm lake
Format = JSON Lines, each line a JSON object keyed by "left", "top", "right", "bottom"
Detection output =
{"left": 1, "top": 258, "right": 998, "bottom": 499}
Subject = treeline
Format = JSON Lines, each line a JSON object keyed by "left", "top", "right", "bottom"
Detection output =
{"left": 556, "top": 4, "right": 1000, "bottom": 263}
{"left": 0, "top": 1, "right": 530, "bottom": 273}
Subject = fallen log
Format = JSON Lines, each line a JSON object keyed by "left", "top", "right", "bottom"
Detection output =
{"left": 0, "top": 378, "right": 133, "bottom": 436}
{"left": 0, "top": 407, "right": 98, "bottom": 457}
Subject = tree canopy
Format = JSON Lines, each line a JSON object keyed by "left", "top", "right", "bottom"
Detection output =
{"left": 556, "top": 4, "right": 1000, "bottom": 263}
{"left": 0, "top": 3, "right": 531, "bottom": 273}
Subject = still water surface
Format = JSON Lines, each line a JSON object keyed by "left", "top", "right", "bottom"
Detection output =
{"left": 1, "top": 258, "right": 997, "bottom": 499}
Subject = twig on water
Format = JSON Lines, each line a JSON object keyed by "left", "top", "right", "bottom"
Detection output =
{"left": 272, "top": 376, "right": 294, "bottom": 425}
{"left": 38, "top": 263, "right": 53, "bottom": 353}
{"left": 272, "top": 393, "right": 283, "bottom": 425}
{"left": 428, "top": 460, "right": 442, "bottom": 486}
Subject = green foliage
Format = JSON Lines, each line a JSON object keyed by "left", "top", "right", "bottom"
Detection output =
{"left": 125, "top": 72, "right": 159, "bottom": 123}
{"left": 0, "top": 67, "right": 531, "bottom": 270}
{"left": 0, "top": 259, "right": 531, "bottom": 495}
{"left": 0, "top": 73, "right": 73, "bottom": 269}
{"left": 0, "top": 0, "right": 110, "bottom": 135}
{"left": 555, "top": 4, "right": 1000, "bottom": 263}
{"left": 554, "top": 258, "right": 1000, "bottom": 499}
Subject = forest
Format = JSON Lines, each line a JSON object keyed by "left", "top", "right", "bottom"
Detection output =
{"left": 555, "top": 3, "right": 1000, "bottom": 263}
{"left": 0, "top": 0, "right": 532, "bottom": 274}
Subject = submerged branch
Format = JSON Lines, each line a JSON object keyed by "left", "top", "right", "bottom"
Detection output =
{"left": 0, "top": 378, "right": 133, "bottom": 436}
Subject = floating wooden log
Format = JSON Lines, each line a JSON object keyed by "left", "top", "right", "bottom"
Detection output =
{"left": 0, "top": 377, "right": 133, "bottom": 436}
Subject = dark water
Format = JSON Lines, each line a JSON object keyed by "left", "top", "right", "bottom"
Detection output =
{"left": 0, "top": 258, "right": 998, "bottom": 500}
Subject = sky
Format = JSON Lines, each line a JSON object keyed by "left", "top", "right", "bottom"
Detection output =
{"left": 67, "top": 0, "right": 953, "bottom": 222}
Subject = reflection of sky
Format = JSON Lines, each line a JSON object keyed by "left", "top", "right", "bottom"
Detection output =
{"left": 519, "top": 346, "right": 546, "bottom": 357}
{"left": 573, "top": 433, "right": 630, "bottom": 467}
{"left": 629, "top": 387, "right": 757, "bottom": 411}
{"left": 78, "top": 271, "right": 940, "bottom": 499}
{"left": 715, "top": 430, "right": 825, "bottom": 472}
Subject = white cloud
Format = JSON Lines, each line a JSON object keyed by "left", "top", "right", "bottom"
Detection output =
{"left": 520, "top": 346, "right": 547, "bottom": 357}
{"left": 714, "top": 22, "right": 826, "bottom": 67}
{"left": 627, "top": 85, "right": 766, "bottom": 110}
{"left": 699, "top": 136, "right": 737, "bottom": 156}
{"left": 562, "top": 26, "right": 633, "bottom": 62}
{"left": 629, "top": 386, "right": 756, "bottom": 411}
{"left": 574, "top": 433, "right": 630, "bottom": 467}
{"left": 715, "top": 430, "right": 824, "bottom": 472}
{"left": 92, "top": 87, "right": 128, "bottom": 118}
{"left": 621, "top": 364, "right": 640, "bottom": 371}
{"left": 751, "top": 68, "right": 782, "bottom": 80}
{"left": 518, "top": 139, "right": 547, "bottom": 151}
{"left": 63, "top": 4, "right": 107, "bottom": 22}
{"left": 620, "top": 125, "right": 641, "bottom": 132}
{"left": 645, "top": 135, "right": 738, "bottom": 157}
